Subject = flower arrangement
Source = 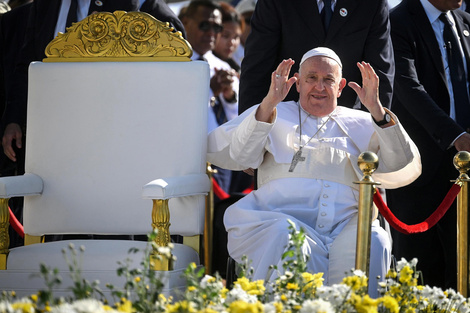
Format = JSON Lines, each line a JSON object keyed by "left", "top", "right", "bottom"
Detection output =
{"left": 1, "top": 222, "right": 469, "bottom": 313}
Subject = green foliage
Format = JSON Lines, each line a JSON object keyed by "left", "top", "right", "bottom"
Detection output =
{"left": 1, "top": 223, "right": 469, "bottom": 313}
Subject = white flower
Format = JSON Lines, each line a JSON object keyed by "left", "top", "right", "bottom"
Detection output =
{"left": 429, "top": 286, "right": 447, "bottom": 306}
{"left": 395, "top": 257, "right": 409, "bottom": 271}
{"left": 71, "top": 299, "right": 105, "bottom": 313}
{"left": 156, "top": 246, "right": 172, "bottom": 257}
{"left": 457, "top": 302, "right": 470, "bottom": 313}
{"left": 50, "top": 303, "right": 76, "bottom": 313}
{"left": 316, "top": 284, "right": 350, "bottom": 306}
{"left": 352, "top": 269, "right": 366, "bottom": 277}
{"left": 224, "top": 285, "right": 258, "bottom": 304}
{"left": 300, "top": 299, "right": 334, "bottom": 313}
{"left": 200, "top": 275, "right": 214, "bottom": 289}
{"left": 264, "top": 302, "right": 277, "bottom": 313}
{"left": 0, "top": 301, "right": 14, "bottom": 313}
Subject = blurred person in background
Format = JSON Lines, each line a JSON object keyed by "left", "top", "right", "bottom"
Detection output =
{"left": 213, "top": 1, "right": 244, "bottom": 73}
{"left": 232, "top": 0, "right": 255, "bottom": 67}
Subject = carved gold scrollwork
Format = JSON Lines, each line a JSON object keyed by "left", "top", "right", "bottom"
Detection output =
{"left": 45, "top": 11, "right": 192, "bottom": 62}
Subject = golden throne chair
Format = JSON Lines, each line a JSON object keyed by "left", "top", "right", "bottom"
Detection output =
{"left": 0, "top": 11, "right": 210, "bottom": 299}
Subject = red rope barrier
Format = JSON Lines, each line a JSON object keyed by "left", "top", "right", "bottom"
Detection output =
{"left": 9, "top": 206, "right": 24, "bottom": 238}
{"left": 374, "top": 184, "right": 461, "bottom": 234}
{"left": 212, "top": 178, "right": 230, "bottom": 200}
{"left": 212, "top": 178, "right": 254, "bottom": 200}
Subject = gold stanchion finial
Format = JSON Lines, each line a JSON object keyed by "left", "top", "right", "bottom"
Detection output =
{"left": 357, "top": 151, "right": 379, "bottom": 180}
{"left": 454, "top": 151, "right": 470, "bottom": 181}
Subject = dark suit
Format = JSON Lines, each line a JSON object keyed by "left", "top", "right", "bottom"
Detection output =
{"left": 0, "top": 3, "right": 32, "bottom": 248}
{"left": 3, "top": 0, "right": 185, "bottom": 129}
{"left": 238, "top": 0, "right": 394, "bottom": 113}
{"left": 386, "top": 0, "right": 470, "bottom": 289}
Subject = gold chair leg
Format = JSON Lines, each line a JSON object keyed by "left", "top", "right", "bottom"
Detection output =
{"left": 151, "top": 199, "right": 173, "bottom": 271}
{"left": 0, "top": 198, "right": 10, "bottom": 270}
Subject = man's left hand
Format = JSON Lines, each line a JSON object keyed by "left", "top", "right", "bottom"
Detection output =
{"left": 348, "top": 61, "right": 386, "bottom": 121}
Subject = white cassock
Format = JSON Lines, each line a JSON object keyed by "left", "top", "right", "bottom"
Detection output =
{"left": 207, "top": 101, "right": 421, "bottom": 297}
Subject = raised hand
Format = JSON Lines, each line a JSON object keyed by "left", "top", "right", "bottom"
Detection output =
{"left": 256, "top": 59, "right": 298, "bottom": 122}
{"left": 348, "top": 62, "right": 386, "bottom": 121}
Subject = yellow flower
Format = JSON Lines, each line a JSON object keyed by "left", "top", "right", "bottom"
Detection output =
{"left": 11, "top": 302, "right": 35, "bottom": 313}
{"left": 281, "top": 294, "right": 288, "bottom": 302}
{"left": 115, "top": 298, "right": 134, "bottom": 312}
{"left": 166, "top": 301, "right": 196, "bottom": 313}
{"left": 273, "top": 302, "right": 283, "bottom": 313}
{"left": 342, "top": 275, "right": 368, "bottom": 291}
{"left": 399, "top": 266, "right": 414, "bottom": 285}
{"left": 134, "top": 276, "right": 141, "bottom": 283}
{"left": 350, "top": 294, "right": 379, "bottom": 313}
{"left": 286, "top": 283, "right": 299, "bottom": 290}
{"left": 389, "top": 285, "right": 402, "bottom": 296}
{"left": 188, "top": 286, "right": 197, "bottom": 292}
{"left": 197, "top": 308, "right": 219, "bottom": 313}
{"left": 221, "top": 287, "right": 229, "bottom": 298}
{"left": 301, "top": 272, "right": 324, "bottom": 287}
{"left": 234, "top": 277, "right": 265, "bottom": 296}
{"left": 228, "top": 300, "right": 263, "bottom": 313}
{"left": 386, "top": 270, "right": 397, "bottom": 279}
{"left": 103, "top": 305, "right": 115, "bottom": 311}
{"left": 380, "top": 296, "right": 399, "bottom": 313}
{"left": 30, "top": 294, "right": 38, "bottom": 302}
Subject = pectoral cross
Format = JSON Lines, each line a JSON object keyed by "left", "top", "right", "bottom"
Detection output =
{"left": 288, "top": 147, "right": 305, "bottom": 172}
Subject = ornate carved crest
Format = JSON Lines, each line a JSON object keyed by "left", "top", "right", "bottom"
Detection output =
{"left": 44, "top": 11, "right": 192, "bottom": 62}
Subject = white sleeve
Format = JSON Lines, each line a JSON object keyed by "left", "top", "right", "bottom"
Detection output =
{"left": 207, "top": 105, "right": 275, "bottom": 170}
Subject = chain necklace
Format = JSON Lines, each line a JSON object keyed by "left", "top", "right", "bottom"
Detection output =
{"left": 288, "top": 103, "right": 331, "bottom": 172}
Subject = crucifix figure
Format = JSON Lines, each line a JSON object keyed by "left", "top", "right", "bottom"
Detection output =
{"left": 288, "top": 147, "right": 306, "bottom": 172}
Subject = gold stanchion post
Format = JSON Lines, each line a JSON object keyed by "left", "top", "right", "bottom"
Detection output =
{"left": 354, "top": 152, "right": 381, "bottom": 278}
{"left": 453, "top": 151, "right": 470, "bottom": 297}
{"left": 204, "top": 163, "right": 217, "bottom": 274}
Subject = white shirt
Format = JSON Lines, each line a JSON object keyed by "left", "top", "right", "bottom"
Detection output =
{"left": 420, "top": 0, "right": 469, "bottom": 123}
{"left": 316, "top": 0, "right": 336, "bottom": 12}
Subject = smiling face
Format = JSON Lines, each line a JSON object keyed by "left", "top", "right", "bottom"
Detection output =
{"left": 294, "top": 56, "right": 346, "bottom": 117}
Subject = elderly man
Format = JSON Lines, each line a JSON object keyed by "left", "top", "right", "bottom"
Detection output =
{"left": 207, "top": 47, "right": 421, "bottom": 296}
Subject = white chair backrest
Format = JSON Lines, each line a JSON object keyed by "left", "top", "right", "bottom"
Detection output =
{"left": 24, "top": 61, "right": 209, "bottom": 236}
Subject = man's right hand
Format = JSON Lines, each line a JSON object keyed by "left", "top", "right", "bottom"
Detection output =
{"left": 2, "top": 123, "right": 23, "bottom": 162}
{"left": 256, "top": 59, "right": 297, "bottom": 123}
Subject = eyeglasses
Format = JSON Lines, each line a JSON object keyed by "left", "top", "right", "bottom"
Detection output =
{"left": 198, "top": 21, "right": 223, "bottom": 33}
